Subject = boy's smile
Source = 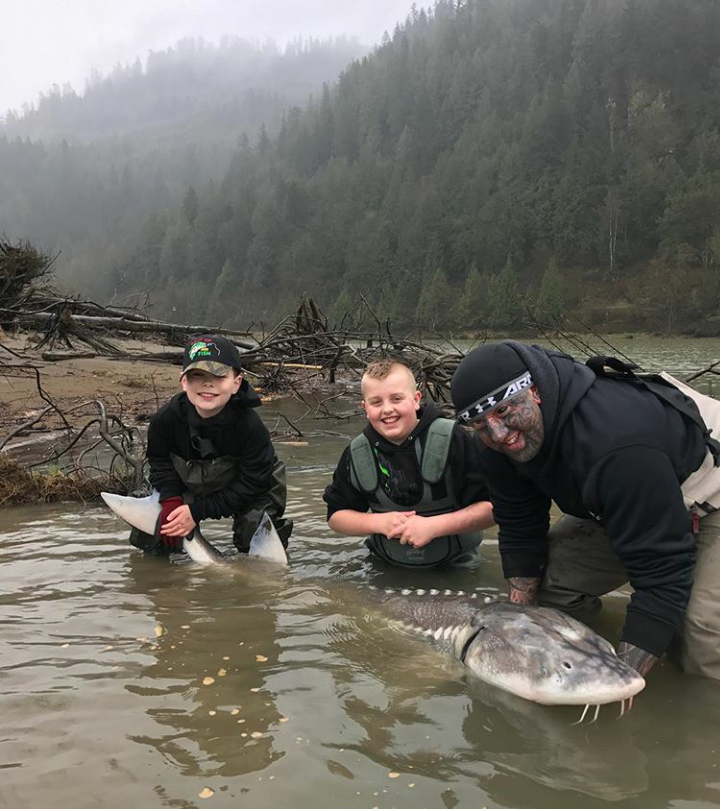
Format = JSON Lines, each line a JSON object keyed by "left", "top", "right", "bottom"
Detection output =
{"left": 362, "top": 367, "right": 421, "bottom": 445}
{"left": 181, "top": 368, "right": 241, "bottom": 418}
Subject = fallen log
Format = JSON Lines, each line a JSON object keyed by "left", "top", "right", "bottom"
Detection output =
{"left": 6, "top": 310, "right": 258, "bottom": 348}
{"left": 41, "top": 351, "right": 97, "bottom": 362}
{"left": 260, "top": 361, "right": 325, "bottom": 370}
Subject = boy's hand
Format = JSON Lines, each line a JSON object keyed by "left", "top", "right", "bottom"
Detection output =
{"left": 160, "top": 504, "right": 197, "bottom": 542}
{"left": 379, "top": 511, "right": 415, "bottom": 538}
{"left": 392, "top": 515, "right": 436, "bottom": 548}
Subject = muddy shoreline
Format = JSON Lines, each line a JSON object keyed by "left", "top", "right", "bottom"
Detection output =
{"left": 0, "top": 334, "right": 184, "bottom": 440}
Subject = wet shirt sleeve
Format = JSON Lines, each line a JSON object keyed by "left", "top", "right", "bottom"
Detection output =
{"left": 323, "top": 446, "right": 370, "bottom": 519}
{"left": 584, "top": 445, "right": 696, "bottom": 657}
{"left": 147, "top": 410, "right": 185, "bottom": 499}
{"left": 189, "top": 412, "right": 275, "bottom": 521}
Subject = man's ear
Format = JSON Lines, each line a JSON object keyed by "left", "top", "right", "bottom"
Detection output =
{"left": 181, "top": 374, "right": 189, "bottom": 393}
{"left": 361, "top": 400, "right": 368, "bottom": 416}
{"left": 530, "top": 385, "right": 542, "bottom": 405}
{"left": 232, "top": 373, "right": 242, "bottom": 394}
{"left": 413, "top": 389, "right": 421, "bottom": 410}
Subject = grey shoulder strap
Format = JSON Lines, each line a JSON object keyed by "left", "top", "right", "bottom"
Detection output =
{"left": 421, "top": 418, "right": 455, "bottom": 484}
{"left": 349, "top": 434, "right": 378, "bottom": 493}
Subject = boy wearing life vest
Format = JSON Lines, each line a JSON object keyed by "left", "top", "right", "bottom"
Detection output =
{"left": 323, "top": 359, "right": 493, "bottom": 568}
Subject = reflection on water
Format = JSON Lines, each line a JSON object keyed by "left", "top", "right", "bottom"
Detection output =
{"left": 3, "top": 336, "right": 720, "bottom": 808}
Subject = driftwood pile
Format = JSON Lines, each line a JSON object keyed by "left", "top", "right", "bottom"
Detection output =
{"left": 3, "top": 296, "right": 257, "bottom": 358}
{"left": 0, "top": 240, "right": 461, "bottom": 401}
{"left": 1, "top": 264, "right": 469, "bottom": 404}
{"left": 241, "top": 296, "right": 467, "bottom": 405}
{"left": 0, "top": 237, "right": 257, "bottom": 357}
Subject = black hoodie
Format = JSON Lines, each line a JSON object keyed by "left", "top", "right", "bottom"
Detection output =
{"left": 147, "top": 379, "right": 275, "bottom": 522}
{"left": 323, "top": 403, "right": 490, "bottom": 518}
{"left": 477, "top": 342, "right": 707, "bottom": 657}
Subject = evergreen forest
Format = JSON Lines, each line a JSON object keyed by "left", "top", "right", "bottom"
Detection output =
{"left": 2, "top": 0, "right": 720, "bottom": 334}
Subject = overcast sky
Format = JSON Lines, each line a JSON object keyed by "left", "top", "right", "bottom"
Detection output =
{"left": 1, "top": 0, "right": 415, "bottom": 113}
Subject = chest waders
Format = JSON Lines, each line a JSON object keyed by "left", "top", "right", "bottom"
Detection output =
{"left": 349, "top": 419, "right": 482, "bottom": 568}
{"left": 170, "top": 452, "right": 291, "bottom": 550}
{"left": 170, "top": 452, "right": 238, "bottom": 496}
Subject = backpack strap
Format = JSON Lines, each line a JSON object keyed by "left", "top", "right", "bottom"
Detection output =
{"left": 420, "top": 418, "right": 455, "bottom": 484}
{"left": 349, "top": 434, "right": 378, "bottom": 493}
{"left": 587, "top": 356, "right": 720, "bottom": 466}
{"left": 350, "top": 419, "right": 456, "bottom": 493}
{"left": 586, "top": 355, "right": 639, "bottom": 377}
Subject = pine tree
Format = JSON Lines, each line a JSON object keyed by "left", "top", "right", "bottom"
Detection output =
{"left": 182, "top": 185, "right": 199, "bottom": 227}
{"left": 454, "top": 265, "right": 489, "bottom": 329}
{"left": 328, "top": 286, "right": 354, "bottom": 326}
{"left": 208, "top": 259, "right": 242, "bottom": 326}
{"left": 488, "top": 257, "right": 521, "bottom": 331}
{"left": 534, "top": 258, "right": 565, "bottom": 323}
{"left": 416, "top": 267, "right": 451, "bottom": 328}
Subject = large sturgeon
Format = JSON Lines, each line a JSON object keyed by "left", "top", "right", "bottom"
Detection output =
{"left": 101, "top": 491, "right": 642, "bottom": 715}
{"left": 357, "top": 586, "right": 645, "bottom": 715}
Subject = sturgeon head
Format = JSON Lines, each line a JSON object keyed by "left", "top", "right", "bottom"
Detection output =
{"left": 100, "top": 491, "right": 287, "bottom": 566}
{"left": 461, "top": 602, "right": 645, "bottom": 706}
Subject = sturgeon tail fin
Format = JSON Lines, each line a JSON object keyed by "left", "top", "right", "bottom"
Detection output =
{"left": 247, "top": 512, "right": 288, "bottom": 565}
{"left": 101, "top": 490, "right": 161, "bottom": 536}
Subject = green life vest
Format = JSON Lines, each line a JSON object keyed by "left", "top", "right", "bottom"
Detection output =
{"left": 349, "top": 418, "right": 482, "bottom": 568}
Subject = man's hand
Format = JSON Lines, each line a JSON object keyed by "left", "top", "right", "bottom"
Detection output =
{"left": 617, "top": 642, "right": 658, "bottom": 677}
{"left": 507, "top": 576, "right": 541, "bottom": 606}
{"left": 377, "top": 511, "right": 415, "bottom": 538}
{"left": 160, "top": 504, "right": 197, "bottom": 541}
{"left": 390, "top": 514, "right": 436, "bottom": 548}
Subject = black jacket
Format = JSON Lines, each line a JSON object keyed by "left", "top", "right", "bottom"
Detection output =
{"left": 479, "top": 343, "right": 707, "bottom": 657}
{"left": 147, "top": 380, "right": 275, "bottom": 522}
{"left": 323, "top": 403, "right": 490, "bottom": 518}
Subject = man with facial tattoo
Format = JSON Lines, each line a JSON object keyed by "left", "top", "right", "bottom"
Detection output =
{"left": 451, "top": 341, "right": 720, "bottom": 682}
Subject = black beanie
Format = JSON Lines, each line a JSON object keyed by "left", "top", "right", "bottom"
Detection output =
{"left": 451, "top": 343, "right": 532, "bottom": 424}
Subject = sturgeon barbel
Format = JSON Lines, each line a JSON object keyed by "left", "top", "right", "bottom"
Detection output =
{"left": 100, "top": 490, "right": 288, "bottom": 565}
{"left": 101, "top": 491, "right": 642, "bottom": 714}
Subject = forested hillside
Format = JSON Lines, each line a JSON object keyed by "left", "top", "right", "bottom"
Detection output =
{"left": 4, "top": 0, "right": 720, "bottom": 333}
{"left": 0, "top": 36, "right": 364, "bottom": 299}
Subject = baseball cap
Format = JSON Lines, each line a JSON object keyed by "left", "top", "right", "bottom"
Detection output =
{"left": 181, "top": 335, "right": 243, "bottom": 377}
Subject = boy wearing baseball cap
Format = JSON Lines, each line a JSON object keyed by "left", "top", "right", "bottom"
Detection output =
{"left": 131, "top": 334, "right": 292, "bottom": 555}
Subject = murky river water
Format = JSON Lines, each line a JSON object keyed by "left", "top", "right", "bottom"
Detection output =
{"left": 2, "top": 336, "right": 720, "bottom": 808}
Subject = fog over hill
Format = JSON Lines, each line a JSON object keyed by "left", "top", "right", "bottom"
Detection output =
{"left": 0, "top": 33, "right": 367, "bottom": 303}
{"left": 1, "top": 0, "right": 415, "bottom": 114}
{"left": 1, "top": 36, "right": 366, "bottom": 142}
